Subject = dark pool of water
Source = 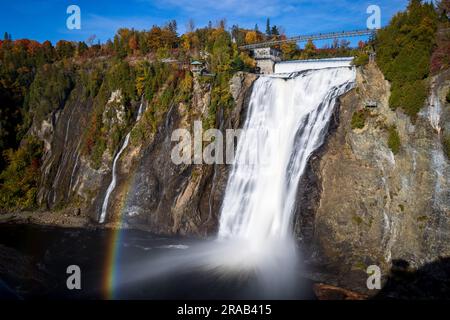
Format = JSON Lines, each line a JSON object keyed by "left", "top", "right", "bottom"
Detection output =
{"left": 0, "top": 223, "right": 315, "bottom": 300}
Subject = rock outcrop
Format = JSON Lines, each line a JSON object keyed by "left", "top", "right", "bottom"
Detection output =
{"left": 33, "top": 68, "right": 257, "bottom": 235}
{"left": 296, "top": 62, "right": 450, "bottom": 292}
{"left": 118, "top": 72, "right": 257, "bottom": 235}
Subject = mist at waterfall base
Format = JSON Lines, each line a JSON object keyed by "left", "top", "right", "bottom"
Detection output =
{"left": 107, "top": 66, "right": 356, "bottom": 299}
{"left": 112, "top": 236, "right": 304, "bottom": 299}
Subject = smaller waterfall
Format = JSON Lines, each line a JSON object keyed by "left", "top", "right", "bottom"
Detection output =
{"left": 51, "top": 106, "right": 77, "bottom": 204}
{"left": 428, "top": 88, "right": 442, "bottom": 134}
{"left": 429, "top": 88, "right": 449, "bottom": 213}
{"left": 99, "top": 99, "right": 145, "bottom": 223}
{"left": 136, "top": 99, "right": 145, "bottom": 122}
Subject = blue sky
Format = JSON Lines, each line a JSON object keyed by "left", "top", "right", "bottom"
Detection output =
{"left": 0, "top": 0, "right": 410, "bottom": 45}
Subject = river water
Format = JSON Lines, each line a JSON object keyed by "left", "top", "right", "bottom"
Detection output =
{"left": 0, "top": 223, "right": 315, "bottom": 299}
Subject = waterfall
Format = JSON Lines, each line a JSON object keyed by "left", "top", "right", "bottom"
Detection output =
{"left": 218, "top": 66, "right": 355, "bottom": 249}
{"left": 428, "top": 88, "right": 442, "bottom": 134}
{"left": 99, "top": 100, "right": 145, "bottom": 223}
{"left": 105, "top": 67, "right": 356, "bottom": 298}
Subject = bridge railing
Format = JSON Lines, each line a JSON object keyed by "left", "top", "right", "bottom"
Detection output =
{"left": 239, "top": 29, "right": 377, "bottom": 50}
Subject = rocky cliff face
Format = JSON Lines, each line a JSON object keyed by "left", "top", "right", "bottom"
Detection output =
{"left": 115, "top": 72, "right": 256, "bottom": 235}
{"left": 296, "top": 63, "right": 450, "bottom": 291}
{"left": 28, "top": 60, "right": 450, "bottom": 292}
{"left": 33, "top": 69, "right": 257, "bottom": 235}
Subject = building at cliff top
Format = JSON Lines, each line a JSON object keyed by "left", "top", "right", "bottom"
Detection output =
{"left": 190, "top": 60, "right": 204, "bottom": 74}
{"left": 253, "top": 47, "right": 281, "bottom": 74}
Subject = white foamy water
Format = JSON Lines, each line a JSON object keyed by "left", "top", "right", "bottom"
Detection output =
{"left": 157, "top": 244, "right": 189, "bottom": 250}
{"left": 275, "top": 57, "right": 354, "bottom": 74}
{"left": 428, "top": 88, "right": 442, "bottom": 134}
{"left": 218, "top": 66, "right": 355, "bottom": 260}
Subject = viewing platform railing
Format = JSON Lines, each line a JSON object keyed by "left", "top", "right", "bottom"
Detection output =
{"left": 240, "top": 29, "right": 377, "bottom": 50}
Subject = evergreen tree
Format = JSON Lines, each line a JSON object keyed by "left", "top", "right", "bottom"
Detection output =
{"left": 266, "top": 18, "right": 271, "bottom": 35}
{"left": 3, "top": 32, "right": 11, "bottom": 41}
{"left": 77, "top": 41, "right": 88, "bottom": 56}
{"left": 167, "top": 20, "right": 177, "bottom": 34}
{"left": 271, "top": 25, "right": 279, "bottom": 36}
{"left": 302, "top": 39, "right": 316, "bottom": 58}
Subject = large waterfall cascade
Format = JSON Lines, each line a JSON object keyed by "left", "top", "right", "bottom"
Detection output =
{"left": 99, "top": 100, "right": 146, "bottom": 223}
{"left": 218, "top": 65, "right": 356, "bottom": 255}
{"left": 106, "top": 64, "right": 357, "bottom": 298}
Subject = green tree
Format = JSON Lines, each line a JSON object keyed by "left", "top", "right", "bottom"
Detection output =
{"left": 266, "top": 18, "right": 271, "bottom": 36}
{"left": 301, "top": 39, "right": 316, "bottom": 59}
{"left": 3, "top": 32, "right": 11, "bottom": 41}
{"left": 0, "top": 136, "right": 43, "bottom": 210}
{"left": 351, "top": 110, "right": 369, "bottom": 129}
{"left": 77, "top": 41, "right": 88, "bottom": 56}
{"left": 28, "top": 62, "right": 75, "bottom": 123}
{"left": 388, "top": 126, "right": 401, "bottom": 154}
{"left": 375, "top": 0, "right": 438, "bottom": 120}
{"left": 271, "top": 25, "right": 279, "bottom": 36}
{"left": 56, "top": 40, "right": 75, "bottom": 59}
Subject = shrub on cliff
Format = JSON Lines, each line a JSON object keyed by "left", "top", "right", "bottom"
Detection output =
{"left": 81, "top": 60, "right": 142, "bottom": 168}
{"left": 80, "top": 63, "right": 106, "bottom": 99}
{"left": 375, "top": 0, "right": 438, "bottom": 121}
{"left": 351, "top": 109, "right": 369, "bottom": 129}
{"left": 388, "top": 126, "right": 401, "bottom": 154}
{"left": 104, "top": 60, "right": 137, "bottom": 104}
{"left": 130, "top": 65, "right": 182, "bottom": 145}
{"left": 352, "top": 52, "right": 369, "bottom": 67}
{"left": 388, "top": 80, "right": 428, "bottom": 117}
{"left": 177, "top": 71, "right": 194, "bottom": 103}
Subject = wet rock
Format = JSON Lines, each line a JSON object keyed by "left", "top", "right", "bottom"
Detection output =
{"left": 296, "top": 63, "right": 450, "bottom": 291}
{"left": 314, "top": 283, "right": 368, "bottom": 300}
{"left": 118, "top": 72, "right": 257, "bottom": 235}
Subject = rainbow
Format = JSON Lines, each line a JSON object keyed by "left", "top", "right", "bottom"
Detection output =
{"left": 102, "top": 225, "right": 123, "bottom": 299}
{"left": 101, "top": 181, "right": 133, "bottom": 299}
